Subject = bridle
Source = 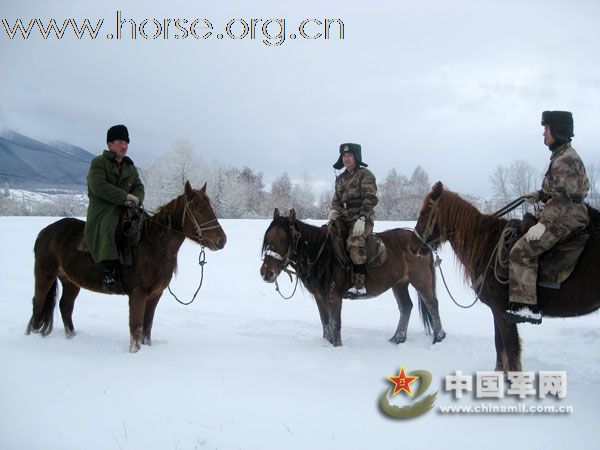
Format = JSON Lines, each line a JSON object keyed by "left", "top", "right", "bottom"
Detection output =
{"left": 263, "top": 220, "right": 331, "bottom": 300}
{"left": 263, "top": 221, "right": 302, "bottom": 279}
{"left": 412, "top": 197, "right": 443, "bottom": 252}
{"left": 182, "top": 199, "right": 223, "bottom": 243}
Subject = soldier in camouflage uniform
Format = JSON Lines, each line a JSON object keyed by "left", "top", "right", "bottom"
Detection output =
{"left": 328, "top": 143, "right": 378, "bottom": 298}
{"left": 504, "top": 111, "right": 590, "bottom": 324}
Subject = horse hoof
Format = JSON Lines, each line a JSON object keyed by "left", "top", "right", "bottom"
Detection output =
{"left": 389, "top": 335, "right": 407, "bottom": 344}
{"left": 432, "top": 331, "right": 446, "bottom": 344}
{"left": 129, "top": 342, "right": 141, "bottom": 353}
{"left": 65, "top": 329, "right": 76, "bottom": 339}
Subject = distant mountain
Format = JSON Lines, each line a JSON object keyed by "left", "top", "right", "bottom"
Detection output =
{"left": 0, "top": 130, "right": 96, "bottom": 190}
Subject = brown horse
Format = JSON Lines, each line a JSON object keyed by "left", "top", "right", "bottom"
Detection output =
{"left": 26, "top": 181, "right": 227, "bottom": 352}
{"left": 260, "top": 209, "right": 445, "bottom": 346}
{"left": 411, "top": 181, "right": 600, "bottom": 371}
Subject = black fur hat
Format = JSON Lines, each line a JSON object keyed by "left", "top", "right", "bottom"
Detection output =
{"left": 106, "top": 124, "right": 130, "bottom": 143}
{"left": 541, "top": 111, "right": 574, "bottom": 143}
{"left": 333, "top": 143, "right": 368, "bottom": 170}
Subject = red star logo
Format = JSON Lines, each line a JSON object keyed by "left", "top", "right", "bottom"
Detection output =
{"left": 387, "top": 366, "right": 419, "bottom": 397}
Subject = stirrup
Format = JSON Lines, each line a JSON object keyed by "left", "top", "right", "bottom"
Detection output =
{"left": 344, "top": 286, "right": 368, "bottom": 300}
{"left": 503, "top": 304, "right": 542, "bottom": 325}
{"left": 102, "top": 274, "right": 122, "bottom": 294}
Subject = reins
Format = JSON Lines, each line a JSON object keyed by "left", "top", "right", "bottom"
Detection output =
{"left": 135, "top": 199, "right": 223, "bottom": 305}
{"left": 491, "top": 196, "right": 525, "bottom": 218}
{"left": 168, "top": 247, "right": 207, "bottom": 305}
{"left": 413, "top": 195, "right": 526, "bottom": 309}
{"left": 268, "top": 221, "right": 332, "bottom": 300}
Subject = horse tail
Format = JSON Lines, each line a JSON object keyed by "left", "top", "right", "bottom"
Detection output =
{"left": 26, "top": 280, "right": 58, "bottom": 336}
{"left": 417, "top": 251, "right": 437, "bottom": 336}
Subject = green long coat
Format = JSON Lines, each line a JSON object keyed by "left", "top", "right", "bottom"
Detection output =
{"left": 84, "top": 150, "right": 145, "bottom": 263}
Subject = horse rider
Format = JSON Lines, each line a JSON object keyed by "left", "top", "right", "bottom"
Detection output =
{"left": 84, "top": 124, "right": 145, "bottom": 293}
{"left": 328, "top": 143, "right": 378, "bottom": 298}
{"left": 504, "top": 111, "right": 590, "bottom": 324}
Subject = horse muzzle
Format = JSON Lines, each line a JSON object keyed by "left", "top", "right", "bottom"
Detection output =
{"left": 260, "top": 264, "right": 280, "bottom": 283}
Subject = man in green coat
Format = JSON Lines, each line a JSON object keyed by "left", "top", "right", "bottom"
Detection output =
{"left": 84, "top": 124, "right": 145, "bottom": 293}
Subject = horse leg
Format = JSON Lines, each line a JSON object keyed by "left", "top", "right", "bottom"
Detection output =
{"left": 389, "top": 284, "right": 412, "bottom": 344}
{"left": 142, "top": 294, "right": 161, "bottom": 346}
{"left": 328, "top": 291, "right": 343, "bottom": 347}
{"left": 26, "top": 273, "right": 58, "bottom": 336}
{"left": 493, "top": 309, "right": 522, "bottom": 371}
{"left": 128, "top": 291, "right": 147, "bottom": 353}
{"left": 314, "top": 292, "right": 331, "bottom": 342}
{"left": 58, "top": 278, "right": 80, "bottom": 339}
{"left": 411, "top": 276, "right": 446, "bottom": 344}
{"left": 493, "top": 318, "right": 505, "bottom": 371}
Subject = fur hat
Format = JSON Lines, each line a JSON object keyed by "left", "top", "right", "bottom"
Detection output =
{"left": 333, "top": 143, "right": 368, "bottom": 170}
{"left": 107, "top": 124, "right": 130, "bottom": 143}
{"left": 541, "top": 111, "right": 574, "bottom": 143}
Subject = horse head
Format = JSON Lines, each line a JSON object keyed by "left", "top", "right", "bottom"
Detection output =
{"left": 411, "top": 181, "right": 445, "bottom": 255}
{"left": 181, "top": 181, "right": 227, "bottom": 251}
{"left": 260, "top": 208, "right": 300, "bottom": 283}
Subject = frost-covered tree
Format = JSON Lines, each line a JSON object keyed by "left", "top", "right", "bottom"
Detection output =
{"left": 291, "top": 172, "right": 317, "bottom": 219}
{"left": 267, "top": 172, "right": 293, "bottom": 213}
{"left": 317, "top": 189, "right": 333, "bottom": 220}
{"left": 377, "top": 166, "right": 430, "bottom": 220}
{"left": 489, "top": 160, "right": 538, "bottom": 218}
{"left": 144, "top": 138, "right": 206, "bottom": 209}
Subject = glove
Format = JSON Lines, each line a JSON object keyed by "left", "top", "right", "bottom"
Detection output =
{"left": 124, "top": 193, "right": 139, "bottom": 207}
{"left": 523, "top": 190, "right": 540, "bottom": 204}
{"left": 328, "top": 209, "right": 340, "bottom": 221}
{"left": 525, "top": 222, "right": 545, "bottom": 241}
{"left": 352, "top": 216, "right": 366, "bottom": 237}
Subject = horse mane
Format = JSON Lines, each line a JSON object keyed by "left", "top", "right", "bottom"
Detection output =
{"left": 152, "top": 193, "right": 186, "bottom": 227}
{"left": 262, "top": 216, "right": 335, "bottom": 298}
{"left": 433, "top": 189, "right": 507, "bottom": 282}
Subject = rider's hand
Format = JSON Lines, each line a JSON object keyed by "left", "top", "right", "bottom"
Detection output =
{"left": 525, "top": 222, "right": 545, "bottom": 241}
{"left": 352, "top": 216, "right": 366, "bottom": 237}
{"left": 523, "top": 190, "right": 540, "bottom": 204}
{"left": 124, "top": 193, "right": 139, "bottom": 208}
{"left": 327, "top": 209, "right": 340, "bottom": 221}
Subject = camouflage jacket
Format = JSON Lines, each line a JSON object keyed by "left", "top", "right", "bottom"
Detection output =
{"left": 331, "top": 167, "right": 378, "bottom": 222}
{"left": 537, "top": 143, "right": 589, "bottom": 231}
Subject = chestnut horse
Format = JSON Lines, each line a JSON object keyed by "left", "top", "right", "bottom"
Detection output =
{"left": 26, "top": 181, "right": 227, "bottom": 352}
{"left": 260, "top": 209, "right": 445, "bottom": 347}
{"left": 412, "top": 181, "right": 600, "bottom": 371}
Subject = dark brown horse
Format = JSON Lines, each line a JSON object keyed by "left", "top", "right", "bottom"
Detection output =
{"left": 26, "top": 181, "right": 227, "bottom": 352}
{"left": 260, "top": 209, "right": 445, "bottom": 346}
{"left": 411, "top": 181, "right": 600, "bottom": 371}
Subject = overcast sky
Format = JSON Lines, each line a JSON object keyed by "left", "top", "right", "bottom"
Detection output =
{"left": 2, "top": 0, "right": 599, "bottom": 197}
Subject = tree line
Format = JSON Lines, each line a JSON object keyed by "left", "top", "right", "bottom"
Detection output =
{"left": 2, "top": 139, "right": 598, "bottom": 218}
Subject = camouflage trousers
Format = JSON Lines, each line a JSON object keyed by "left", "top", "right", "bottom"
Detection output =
{"left": 343, "top": 219, "right": 374, "bottom": 266}
{"left": 508, "top": 222, "right": 571, "bottom": 305}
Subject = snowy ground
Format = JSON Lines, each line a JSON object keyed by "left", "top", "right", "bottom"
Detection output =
{"left": 1, "top": 217, "right": 598, "bottom": 450}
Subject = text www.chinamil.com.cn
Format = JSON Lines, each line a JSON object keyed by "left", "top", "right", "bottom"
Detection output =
{"left": 1, "top": 11, "right": 344, "bottom": 46}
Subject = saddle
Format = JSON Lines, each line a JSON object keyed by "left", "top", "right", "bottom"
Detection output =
{"left": 495, "top": 213, "right": 590, "bottom": 288}
{"left": 329, "top": 220, "right": 388, "bottom": 270}
{"left": 78, "top": 207, "right": 144, "bottom": 267}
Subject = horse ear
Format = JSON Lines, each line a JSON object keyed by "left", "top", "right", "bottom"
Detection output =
{"left": 273, "top": 208, "right": 280, "bottom": 219}
{"left": 184, "top": 180, "right": 193, "bottom": 195}
{"left": 289, "top": 208, "right": 296, "bottom": 223}
{"left": 431, "top": 181, "right": 444, "bottom": 200}
{"left": 200, "top": 182, "right": 207, "bottom": 193}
